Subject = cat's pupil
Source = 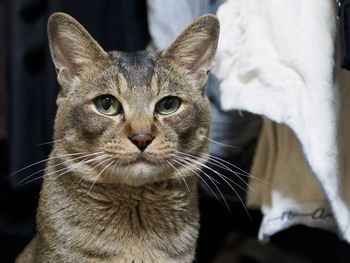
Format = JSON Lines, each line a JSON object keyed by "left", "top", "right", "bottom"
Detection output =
{"left": 163, "top": 98, "right": 173, "bottom": 109}
{"left": 155, "top": 96, "right": 180, "bottom": 115}
{"left": 102, "top": 97, "right": 112, "bottom": 110}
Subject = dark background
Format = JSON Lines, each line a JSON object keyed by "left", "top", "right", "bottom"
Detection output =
{"left": 0, "top": 0, "right": 350, "bottom": 262}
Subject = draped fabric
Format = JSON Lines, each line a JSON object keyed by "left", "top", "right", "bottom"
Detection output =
{"left": 213, "top": 0, "right": 350, "bottom": 244}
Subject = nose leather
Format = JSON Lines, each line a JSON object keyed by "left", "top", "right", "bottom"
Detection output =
{"left": 128, "top": 131, "right": 154, "bottom": 151}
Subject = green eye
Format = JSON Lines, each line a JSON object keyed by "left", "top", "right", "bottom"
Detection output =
{"left": 94, "top": 95, "right": 121, "bottom": 116}
{"left": 155, "top": 96, "right": 181, "bottom": 115}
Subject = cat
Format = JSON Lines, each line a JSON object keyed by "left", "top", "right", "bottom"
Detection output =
{"left": 16, "top": 12, "right": 219, "bottom": 263}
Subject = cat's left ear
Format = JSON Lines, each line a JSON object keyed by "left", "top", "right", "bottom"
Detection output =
{"left": 47, "top": 12, "right": 108, "bottom": 88}
{"left": 161, "top": 14, "right": 219, "bottom": 86}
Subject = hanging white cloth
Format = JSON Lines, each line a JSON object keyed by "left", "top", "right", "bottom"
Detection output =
{"left": 214, "top": 0, "right": 350, "bottom": 242}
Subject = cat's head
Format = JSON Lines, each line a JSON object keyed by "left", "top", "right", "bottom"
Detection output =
{"left": 48, "top": 12, "right": 219, "bottom": 186}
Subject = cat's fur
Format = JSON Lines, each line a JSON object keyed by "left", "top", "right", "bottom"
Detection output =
{"left": 16, "top": 12, "right": 219, "bottom": 263}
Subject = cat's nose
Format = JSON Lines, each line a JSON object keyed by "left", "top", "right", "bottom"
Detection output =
{"left": 128, "top": 131, "right": 155, "bottom": 151}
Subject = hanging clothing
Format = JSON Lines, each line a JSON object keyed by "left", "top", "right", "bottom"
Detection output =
{"left": 147, "top": 0, "right": 223, "bottom": 50}
{"left": 249, "top": 119, "right": 335, "bottom": 239}
{"left": 214, "top": 0, "right": 350, "bottom": 242}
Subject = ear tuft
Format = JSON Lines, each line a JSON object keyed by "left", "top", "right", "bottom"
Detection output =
{"left": 47, "top": 12, "right": 107, "bottom": 85}
{"left": 161, "top": 14, "right": 220, "bottom": 81}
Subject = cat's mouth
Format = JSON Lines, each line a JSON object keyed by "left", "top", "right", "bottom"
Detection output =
{"left": 110, "top": 153, "right": 168, "bottom": 182}
{"left": 124, "top": 155, "right": 158, "bottom": 166}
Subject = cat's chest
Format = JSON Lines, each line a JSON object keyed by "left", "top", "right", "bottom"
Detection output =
{"left": 41, "top": 181, "right": 198, "bottom": 261}
{"left": 67, "top": 186, "right": 194, "bottom": 234}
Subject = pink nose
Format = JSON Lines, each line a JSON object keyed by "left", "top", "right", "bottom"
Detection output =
{"left": 128, "top": 132, "right": 154, "bottom": 151}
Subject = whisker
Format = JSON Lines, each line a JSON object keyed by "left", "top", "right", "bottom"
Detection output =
{"left": 202, "top": 135, "right": 238, "bottom": 149}
{"left": 87, "top": 160, "right": 114, "bottom": 194}
{"left": 177, "top": 151, "right": 254, "bottom": 192}
{"left": 19, "top": 154, "right": 109, "bottom": 186}
{"left": 36, "top": 138, "right": 66, "bottom": 146}
{"left": 179, "top": 153, "right": 250, "bottom": 194}
{"left": 172, "top": 158, "right": 223, "bottom": 204}
{"left": 166, "top": 161, "right": 181, "bottom": 184}
{"left": 202, "top": 152, "right": 249, "bottom": 175}
{"left": 7, "top": 151, "right": 90, "bottom": 179}
{"left": 183, "top": 154, "right": 252, "bottom": 219}
{"left": 15, "top": 152, "right": 104, "bottom": 185}
{"left": 173, "top": 157, "right": 230, "bottom": 211}
{"left": 108, "top": 159, "right": 120, "bottom": 181}
{"left": 69, "top": 155, "right": 113, "bottom": 199}
{"left": 174, "top": 156, "right": 220, "bottom": 184}
{"left": 49, "top": 154, "right": 110, "bottom": 182}
{"left": 204, "top": 156, "right": 250, "bottom": 177}
{"left": 88, "top": 155, "right": 112, "bottom": 170}
{"left": 201, "top": 152, "right": 269, "bottom": 185}
{"left": 69, "top": 155, "right": 112, "bottom": 189}
{"left": 166, "top": 160, "right": 190, "bottom": 192}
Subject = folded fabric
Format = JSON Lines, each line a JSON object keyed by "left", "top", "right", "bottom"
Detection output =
{"left": 249, "top": 119, "right": 336, "bottom": 240}
{"left": 214, "top": 0, "right": 350, "bottom": 242}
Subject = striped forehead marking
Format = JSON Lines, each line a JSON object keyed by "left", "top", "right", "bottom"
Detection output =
{"left": 117, "top": 51, "right": 156, "bottom": 87}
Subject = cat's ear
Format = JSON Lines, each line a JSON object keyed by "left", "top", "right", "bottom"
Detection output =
{"left": 161, "top": 14, "right": 219, "bottom": 85}
{"left": 47, "top": 12, "right": 108, "bottom": 86}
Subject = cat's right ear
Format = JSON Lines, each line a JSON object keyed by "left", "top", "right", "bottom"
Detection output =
{"left": 47, "top": 13, "right": 107, "bottom": 89}
{"left": 160, "top": 14, "right": 219, "bottom": 88}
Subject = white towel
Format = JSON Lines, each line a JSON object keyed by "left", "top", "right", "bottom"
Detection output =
{"left": 214, "top": 0, "right": 350, "bottom": 242}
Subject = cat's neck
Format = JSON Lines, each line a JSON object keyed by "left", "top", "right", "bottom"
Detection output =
{"left": 38, "top": 170, "right": 199, "bottom": 261}
{"left": 48, "top": 170, "right": 197, "bottom": 205}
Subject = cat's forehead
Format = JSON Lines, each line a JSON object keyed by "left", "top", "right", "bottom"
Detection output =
{"left": 109, "top": 50, "right": 157, "bottom": 88}
{"left": 78, "top": 50, "right": 187, "bottom": 99}
{"left": 89, "top": 50, "right": 186, "bottom": 95}
{"left": 115, "top": 51, "right": 156, "bottom": 87}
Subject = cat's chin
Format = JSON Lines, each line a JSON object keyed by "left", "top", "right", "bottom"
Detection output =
{"left": 105, "top": 159, "right": 171, "bottom": 186}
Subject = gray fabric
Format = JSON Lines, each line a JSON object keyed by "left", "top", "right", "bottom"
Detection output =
{"left": 207, "top": 76, "right": 262, "bottom": 159}
{"left": 147, "top": 0, "right": 225, "bottom": 50}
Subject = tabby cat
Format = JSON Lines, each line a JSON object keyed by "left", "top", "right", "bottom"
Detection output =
{"left": 16, "top": 12, "right": 219, "bottom": 263}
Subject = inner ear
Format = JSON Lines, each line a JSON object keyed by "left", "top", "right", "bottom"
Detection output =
{"left": 161, "top": 14, "right": 220, "bottom": 78}
{"left": 47, "top": 12, "right": 107, "bottom": 85}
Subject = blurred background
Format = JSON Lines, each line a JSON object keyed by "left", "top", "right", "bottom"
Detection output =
{"left": 0, "top": 0, "right": 350, "bottom": 262}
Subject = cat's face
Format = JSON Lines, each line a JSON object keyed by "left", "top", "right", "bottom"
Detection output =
{"left": 48, "top": 13, "right": 219, "bottom": 186}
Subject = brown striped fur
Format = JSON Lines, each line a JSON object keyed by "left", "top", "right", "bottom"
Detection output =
{"left": 16, "top": 12, "right": 219, "bottom": 263}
